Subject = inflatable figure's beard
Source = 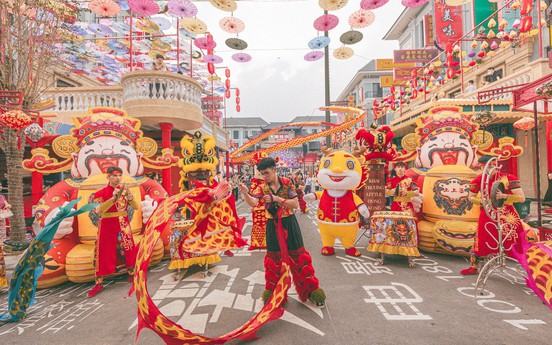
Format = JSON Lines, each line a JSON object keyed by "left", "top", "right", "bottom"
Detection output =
{"left": 428, "top": 147, "right": 470, "bottom": 166}
{"left": 84, "top": 154, "right": 132, "bottom": 175}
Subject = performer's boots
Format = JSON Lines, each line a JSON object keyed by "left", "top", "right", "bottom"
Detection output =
{"left": 290, "top": 249, "right": 322, "bottom": 304}
{"left": 87, "top": 279, "right": 104, "bottom": 298}
{"left": 460, "top": 255, "right": 479, "bottom": 275}
{"left": 321, "top": 246, "right": 335, "bottom": 256}
{"left": 345, "top": 247, "right": 361, "bottom": 257}
{"left": 263, "top": 252, "right": 287, "bottom": 306}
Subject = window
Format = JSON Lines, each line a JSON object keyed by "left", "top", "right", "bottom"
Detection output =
{"left": 312, "top": 129, "right": 318, "bottom": 134}
{"left": 251, "top": 130, "right": 258, "bottom": 136}
{"left": 364, "top": 83, "right": 383, "bottom": 99}
{"left": 243, "top": 130, "right": 248, "bottom": 138}
{"left": 233, "top": 130, "right": 239, "bottom": 139}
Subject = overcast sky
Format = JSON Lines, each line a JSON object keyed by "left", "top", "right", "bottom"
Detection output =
{"left": 192, "top": 0, "right": 401, "bottom": 123}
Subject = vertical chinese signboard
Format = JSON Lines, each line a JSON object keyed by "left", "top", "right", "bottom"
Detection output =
{"left": 423, "top": 14, "right": 434, "bottom": 47}
{"left": 433, "top": 0, "right": 464, "bottom": 48}
{"left": 363, "top": 163, "right": 387, "bottom": 214}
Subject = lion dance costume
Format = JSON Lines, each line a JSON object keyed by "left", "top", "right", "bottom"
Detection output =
{"left": 247, "top": 152, "right": 269, "bottom": 250}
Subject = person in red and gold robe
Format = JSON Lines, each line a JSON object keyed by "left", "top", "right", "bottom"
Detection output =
{"left": 87, "top": 167, "right": 140, "bottom": 297}
{"left": 248, "top": 175, "right": 267, "bottom": 250}
{"left": 293, "top": 172, "right": 308, "bottom": 213}
{"left": 460, "top": 155, "right": 526, "bottom": 275}
{"left": 386, "top": 161, "right": 420, "bottom": 215}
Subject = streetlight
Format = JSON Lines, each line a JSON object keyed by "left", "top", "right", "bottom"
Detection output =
{"left": 224, "top": 86, "right": 241, "bottom": 178}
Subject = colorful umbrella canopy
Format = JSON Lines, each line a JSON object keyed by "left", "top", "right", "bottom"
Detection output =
{"left": 219, "top": 16, "right": 245, "bottom": 34}
{"left": 152, "top": 39, "right": 172, "bottom": 52}
{"left": 89, "top": 0, "right": 121, "bottom": 17}
{"left": 181, "top": 17, "right": 208, "bottom": 34}
{"left": 195, "top": 36, "right": 217, "bottom": 50}
{"left": 69, "top": 23, "right": 89, "bottom": 36}
{"left": 128, "top": 0, "right": 160, "bottom": 17}
{"left": 232, "top": 52, "right": 252, "bottom": 62}
{"left": 333, "top": 46, "right": 354, "bottom": 59}
{"left": 209, "top": 0, "right": 238, "bottom": 12}
{"left": 203, "top": 54, "right": 223, "bottom": 64}
{"left": 401, "top": 0, "right": 430, "bottom": 7}
{"left": 313, "top": 14, "right": 339, "bottom": 31}
{"left": 152, "top": 16, "right": 173, "bottom": 30}
{"left": 88, "top": 23, "right": 113, "bottom": 36}
{"left": 349, "top": 9, "right": 375, "bottom": 29}
{"left": 340, "top": 30, "right": 363, "bottom": 45}
{"left": 135, "top": 18, "right": 160, "bottom": 33}
{"left": 226, "top": 37, "right": 248, "bottom": 50}
{"left": 360, "top": 0, "right": 389, "bottom": 10}
{"left": 168, "top": 0, "right": 198, "bottom": 18}
{"left": 117, "top": 1, "right": 130, "bottom": 11}
{"left": 308, "top": 36, "right": 331, "bottom": 49}
{"left": 111, "top": 21, "right": 130, "bottom": 33}
{"left": 304, "top": 51, "right": 324, "bottom": 61}
{"left": 107, "top": 39, "right": 129, "bottom": 53}
{"left": 319, "top": 0, "right": 348, "bottom": 11}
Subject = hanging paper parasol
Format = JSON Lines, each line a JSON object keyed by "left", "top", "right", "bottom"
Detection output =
{"left": 131, "top": 39, "right": 152, "bottom": 52}
{"left": 107, "top": 39, "right": 129, "bottom": 53}
{"left": 89, "top": 0, "right": 121, "bottom": 17}
{"left": 360, "top": 0, "right": 389, "bottom": 10}
{"left": 232, "top": 52, "right": 252, "bottom": 63}
{"left": 168, "top": 0, "right": 198, "bottom": 18}
{"left": 181, "top": 17, "right": 208, "bottom": 34}
{"left": 219, "top": 16, "right": 245, "bottom": 34}
{"left": 209, "top": 0, "right": 238, "bottom": 12}
{"left": 340, "top": 30, "right": 364, "bottom": 45}
{"left": 204, "top": 54, "right": 223, "bottom": 64}
{"left": 319, "top": 0, "right": 348, "bottom": 11}
{"left": 111, "top": 21, "right": 130, "bottom": 33}
{"left": 134, "top": 54, "right": 153, "bottom": 63}
{"left": 152, "top": 39, "right": 172, "bottom": 52}
{"left": 135, "top": 18, "right": 160, "bottom": 33}
{"left": 333, "top": 46, "right": 354, "bottom": 59}
{"left": 195, "top": 37, "right": 217, "bottom": 50}
{"left": 445, "top": 0, "right": 470, "bottom": 5}
{"left": 69, "top": 23, "right": 88, "bottom": 36}
{"left": 117, "top": 1, "right": 130, "bottom": 11}
{"left": 88, "top": 23, "right": 113, "bottom": 36}
{"left": 349, "top": 9, "right": 375, "bottom": 29}
{"left": 304, "top": 51, "right": 324, "bottom": 61}
{"left": 225, "top": 37, "right": 248, "bottom": 50}
{"left": 308, "top": 36, "right": 330, "bottom": 49}
{"left": 152, "top": 16, "right": 173, "bottom": 31}
{"left": 128, "top": 0, "right": 160, "bottom": 17}
{"left": 148, "top": 50, "right": 166, "bottom": 59}
{"left": 401, "top": 0, "right": 430, "bottom": 7}
{"left": 313, "top": 14, "right": 339, "bottom": 31}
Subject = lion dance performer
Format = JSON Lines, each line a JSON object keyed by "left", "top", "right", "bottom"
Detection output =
{"left": 240, "top": 157, "right": 326, "bottom": 307}
{"left": 460, "top": 155, "right": 526, "bottom": 275}
{"left": 25, "top": 107, "right": 175, "bottom": 288}
{"left": 304, "top": 150, "right": 370, "bottom": 257}
{"left": 247, "top": 152, "right": 269, "bottom": 250}
{"left": 87, "top": 166, "right": 139, "bottom": 297}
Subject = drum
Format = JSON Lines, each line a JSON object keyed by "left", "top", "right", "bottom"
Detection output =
{"left": 367, "top": 211, "right": 420, "bottom": 257}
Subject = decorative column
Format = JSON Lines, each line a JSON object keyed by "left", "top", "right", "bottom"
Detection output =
{"left": 160, "top": 123, "right": 173, "bottom": 195}
{"left": 547, "top": 120, "right": 552, "bottom": 173}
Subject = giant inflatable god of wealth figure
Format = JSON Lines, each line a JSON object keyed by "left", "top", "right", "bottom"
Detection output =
{"left": 24, "top": 107, "right": 179, "bottom": 287}
{"left": 398, "top": 106, "right": 523, "bottom": 255}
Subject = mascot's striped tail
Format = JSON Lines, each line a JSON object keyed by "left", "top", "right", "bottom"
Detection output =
{"left": 0, "top": 198, "right": 98, "bottom": 325}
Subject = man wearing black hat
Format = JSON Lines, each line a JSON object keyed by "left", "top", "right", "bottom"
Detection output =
{"left": 460, "top": 155, "right": 526, "bottom": 275}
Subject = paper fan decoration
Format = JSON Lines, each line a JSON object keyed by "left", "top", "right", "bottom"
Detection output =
{"left": 203, "top": 54, "right": 223, "bottom": 64}
{"left": 308, "top": 36, "right": 331, "bottom": 49}
{"left": 360, "top": 0, "right": 389, "bottom": 10}
{"left": 445, "top": 0, "right": 470, "bottom": 4}
{"left": 226, "top": 38, "right": 248, "bottom": 50}
{"left": 313, "top": 14, "right": 339, "bottom": 31}
{"left": 107, "top": 39, "right": 128, "bottom": 53}
{"left": 209, "top": 0, "right": 238, "bottom": 12}
{"left": 232, "top": 52, "right": 252, "bottom": 63}
{"left": 195, "top": 37, "right": 217, "bottom": 50}
{"left": 168, "top": 0, "right": 198, "bottom": 18}
{"left": 219, "top": 16, "right": 245, "bottom": 34}
{"left": 305, "top": 51, "right": 324, "bottom": 61}
{"left": 319, "top": 0, "right": 348, "bottom": 11}
{"left": 128, "top": 0, "right": 160, "bottom": 17}
{"left": 401, "top": 0, "right": 430, "bottom": 7}
{"left": 152, "top": 39, "right": 172, "bottom": 52}
{"left": 333, "top": 46, "right": 354, "bottom": 59}
{"left": 181, "top": 17, "right": 208, "bottom": 34}
{"left": 136, "top": 18, "right": 160, "bottom": 33}
{"left": 88, "top": 23, "right": 114, "bottom": 36}
{"left": 112, "top": 21, "right": 130, "bottom": 33}
{"left": 89, "top": 0, "right": 121, "bottom": 17}
{"left": 340, "top": 30, "right": 363, "bottom": 45}
{"left": 349, "top": 9, "right": 375, "bottom": 29}
{"left": 152, "top": 16, "right": 172, "bottom": 30}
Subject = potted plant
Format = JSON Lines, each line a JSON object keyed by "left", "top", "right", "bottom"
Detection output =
{"left": 536, "top": 80, "right": 552, "bottom": 99}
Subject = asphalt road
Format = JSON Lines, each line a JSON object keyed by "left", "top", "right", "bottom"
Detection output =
{"left": 1, "top": 200, "right": 551, "bottom": 345}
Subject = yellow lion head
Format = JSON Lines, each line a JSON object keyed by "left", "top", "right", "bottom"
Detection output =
{"left": 317, "top": 151, "right": 365, "bottom": 191}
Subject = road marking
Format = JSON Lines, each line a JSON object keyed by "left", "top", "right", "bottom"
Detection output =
{"left": 503, "top": 319, "right": 547, "bottom": 330}
{"left": 363, "top": 283, "right": 432, "bottom": 320}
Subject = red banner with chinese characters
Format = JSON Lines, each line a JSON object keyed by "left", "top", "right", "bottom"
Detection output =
{"left": 393, "top": 66, "right": 419, "bottom": 81}
{"left": 433, "top": 1, "right": 464, "bottom": 48}
{"left": 424, "top": 14, "right": 434, "bottom": 47}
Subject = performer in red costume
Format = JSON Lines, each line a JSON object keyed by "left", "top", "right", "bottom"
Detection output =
{"left": 240, "top": 157, "right": 325, "bottom": 307}
{"left": 460, "top": 155, "right": 526, "bottom": 275}
{"left": 244, "top": 152, "right": 269, "bottom": 250}
{"left": 88, "top": 166, "right": 140, "bottom": 297}
{"left": 386, "top": 161, "right": 420, "bottom": 215}
{"left": 293, "top": 172, "right": 308, "bottom": 213}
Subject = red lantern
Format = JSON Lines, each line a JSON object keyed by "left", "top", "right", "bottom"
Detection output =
{"left": 207, "top": 49, "right": 214, "bottom": 56}
{"left": 225, "top": 89, "right": 231, "bottom": 99}
{"left": 207, "top": 33, "right": 213, "bottom": 42}
{"left": 0, "top": 109, "right": 32, "bottom": 130}
{"left": 207, "top": 63, "right": 215, "bottom": 74}
{"left": 236, "top": 104, "right": 241, "bottom": 112}
{"left": 225, "top": 68, "right": 230, "bottom": 78}
{"left": 445, "top": 42, "right": 453, "bottom": 54}
{"left": 520, "top": 0, "right": 534, "bottom": 15}
{"left": 447, "top": 68, "right": 455, "bottom": 79}
{"left": 225, "top": 78, "right": 231, "bottom": 89}
{"left": 519, "top": 15, "right": 532, "bottom": 33}
{"left": 236, "top": 96, "right": 240, "bottom": 104}
{"left": 235, "top": 88, "right": 240, "bottom": 97}
{"left": 411, "top": 89, "right": 418, "bottom": 99}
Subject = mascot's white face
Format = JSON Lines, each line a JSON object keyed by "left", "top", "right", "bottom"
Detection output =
{"left": 415, "top": 132, "right": 478, "bottom": 169}
{"left": 316, "top": 151, "right": 362, "bottom": 191}
{"left": 71, "top": 136, "right": 144, "bottom": 178}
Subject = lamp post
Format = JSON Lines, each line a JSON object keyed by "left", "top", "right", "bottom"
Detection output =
{"left": 224, "top": 86, "right": 241, "bottom": 178}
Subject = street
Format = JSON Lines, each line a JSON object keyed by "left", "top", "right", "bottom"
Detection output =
{"left": 1, "top": 200, "right": 550, "bottom": 345}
